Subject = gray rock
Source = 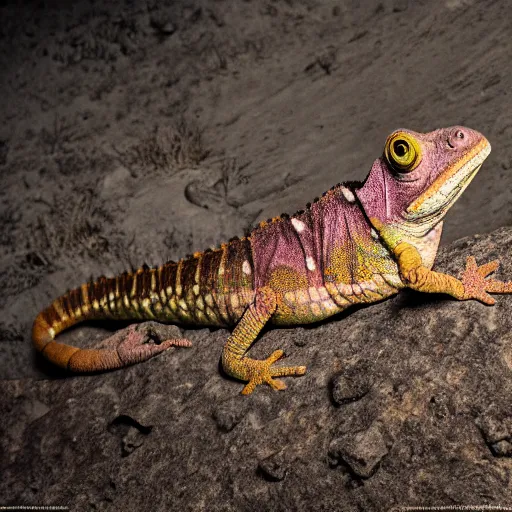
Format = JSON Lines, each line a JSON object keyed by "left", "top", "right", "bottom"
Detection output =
{"left": 1, "top": 226, "right": 512, "bottom": 510}
{"left": 329, "top": 423, "right": 388, "bottom": 478}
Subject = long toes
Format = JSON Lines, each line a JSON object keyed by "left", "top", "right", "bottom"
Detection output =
{"left": 137, "top": 321, "right": 183, "bottom": 340}
{"left": 266, "top": 349, "right": 285, "bottom": 364}
{"left": 118, "top": 342, "right": 170, "bottom": 365}
{"left": 477, "top": 260, "right": 500, "bottom": 277}
{"left": 161, "top": 338, "right": 192, "bottom": 348}
{"left": 486, "top": 279, "right": 512, "bottom": 294}
{"left": 267, "top": 377, "right": 287, "bottom": 391}
{"left": 118, "top": 329, "right": 148, "bottom": 350}
{"left": 241, "top": 381, "right": 257, "bottom": 395}
{"left": 477, "top": 291, "right": 496, "bottom": 305}
{"left": 465, "top": 256, "right": 478, "bottom": 271}
{"left": 271, "top": 365, "right": 307, "bottom": 377}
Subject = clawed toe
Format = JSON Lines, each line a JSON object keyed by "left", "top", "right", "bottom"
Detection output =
{"left": 476, "top": 259, "right": 500, "bottom": 278}
{"left": 267, "top": 349, "right": 285, "bottom": 365}
{"left": 240, "top": 352, "right": 307, "bottom": 395}
{"left": 462, "top": 256, "right": 512, "bottom": 304}
{"left": 114, "top": 323, "right": 192, "bottom": 366}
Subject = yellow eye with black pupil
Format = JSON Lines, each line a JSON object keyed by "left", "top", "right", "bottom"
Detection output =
{"left": 384, "top": 132, "right": 422, "bottom": 172}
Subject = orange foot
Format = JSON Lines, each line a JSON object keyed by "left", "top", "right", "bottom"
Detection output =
{"left": 462, "top": 256, "right": 512, "bottom": 305}
{"left": 241, "top": 349, "right": 306, "bottom": 395}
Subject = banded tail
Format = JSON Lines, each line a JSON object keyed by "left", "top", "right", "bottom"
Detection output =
{"left": 32, "top": 268, "right": 171, "bottom": 372}
{"left": 32, "top": 240, "right": 256, "bottom": 372}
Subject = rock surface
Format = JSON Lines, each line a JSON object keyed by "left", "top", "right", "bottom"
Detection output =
{"left": 1, "top": 228, "right": 511, "bottom": 510}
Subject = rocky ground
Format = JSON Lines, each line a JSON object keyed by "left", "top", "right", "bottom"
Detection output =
{"left": 1, "top": 0, "right": 511, "bottom": 509}
{"left": 2, "top": 228, "right": 512, "bottom": 510}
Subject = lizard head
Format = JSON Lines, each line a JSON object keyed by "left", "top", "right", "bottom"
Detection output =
{"left": 355, "top": 126, "right": 491, "bottom": 238}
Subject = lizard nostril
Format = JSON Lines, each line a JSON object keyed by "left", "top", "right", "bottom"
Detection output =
{"left": 455, "top": 129, "right": 465, "bottom": 139}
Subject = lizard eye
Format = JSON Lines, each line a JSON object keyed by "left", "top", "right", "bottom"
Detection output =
{"left": 384, "top": 132, "right": 422, "bottom": 172}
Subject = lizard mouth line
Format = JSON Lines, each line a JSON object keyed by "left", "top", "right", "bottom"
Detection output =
{"left": 406, "top": 139, "right": 491, "bottom": 219}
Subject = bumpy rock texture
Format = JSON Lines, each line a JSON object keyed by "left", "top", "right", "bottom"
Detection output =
{"left": 1, "top": 0, "right": 512, "bottom": 509}
{"left": 2, "top": 228, "right": 512, "bottom": 510}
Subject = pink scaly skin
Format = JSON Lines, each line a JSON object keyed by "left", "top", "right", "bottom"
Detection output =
{"left": 33, "top": 126, "right": 512, "bottom": 394}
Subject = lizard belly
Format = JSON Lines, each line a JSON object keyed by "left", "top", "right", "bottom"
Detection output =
{"left": 271, "top": 286, "right": 344, "bottom": 325}
{"left": 271, "top": 275, "right": 402, "bottom": 326}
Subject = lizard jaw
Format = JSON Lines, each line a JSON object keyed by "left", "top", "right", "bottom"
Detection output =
{"left": 405, "top": 138, "right": 491, "bottom": 222}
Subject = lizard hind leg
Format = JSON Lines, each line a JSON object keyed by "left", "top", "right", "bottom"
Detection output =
{"left": 91, "top": 321, "right": 192, "bottom": 368}
{"left": 221, "top": 286, "right": 307, "bottom": 395}
{"left": 37, "top": 320, "right": 192, "bottom": 373}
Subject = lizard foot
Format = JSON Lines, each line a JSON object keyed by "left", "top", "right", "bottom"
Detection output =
{"left": 101, "top": 321, "right": 192, "bottom": 366}
{"left": 462, "top": 256, "right": 512, "bottom": 305}
{"left": 240, "top": 349, "right": 306, "bottom": 395}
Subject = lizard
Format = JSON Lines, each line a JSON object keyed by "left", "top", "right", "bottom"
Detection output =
{"left": 32, "top": 126, "right": 512, "bottom": 395}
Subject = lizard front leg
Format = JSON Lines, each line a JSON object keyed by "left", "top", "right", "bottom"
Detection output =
{"left": 221, "top": 286, "right": 306, "bottom": 395}
{"left": 394, "top": 242, "right": 512, "bottom": 303}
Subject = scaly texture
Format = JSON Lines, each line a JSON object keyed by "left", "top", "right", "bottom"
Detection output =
{"left": 32, "top": 126, "right": 512, "bottom": 394}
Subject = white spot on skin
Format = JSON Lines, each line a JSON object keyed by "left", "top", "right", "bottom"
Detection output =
{"left": 335, "top": 282, "right": 353, "bottom": 296}
{"left": 306, "top": 256, "right": 316, "bottom": 271}
{"left": 341, "top": 186, "right": 355, "bottom": 203}
{"left": 291, "top": 218, "right": 306, "bottom": 232}
{"left": 242, "top": 260, "right": 252, "bottom": 275}
{"left": 371, "top": 228, "right": 379, "bottom": 239}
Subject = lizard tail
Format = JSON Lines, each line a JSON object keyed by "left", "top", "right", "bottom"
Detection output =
{"left": 32, "top": 257, "right": 212, "bottom": 372}
{"left": 32, "top": 242, "right": 251, "bottom": 372}
{"left": 32, "top": 276, "right": 132, "bottom": 372}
